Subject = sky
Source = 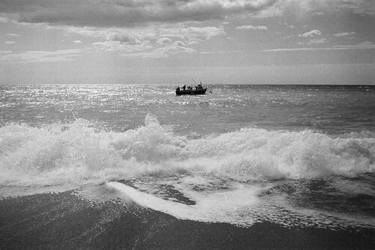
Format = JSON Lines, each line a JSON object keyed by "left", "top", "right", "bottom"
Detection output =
{"left": 0, "top": 0, "right": 375, "bottom": 84}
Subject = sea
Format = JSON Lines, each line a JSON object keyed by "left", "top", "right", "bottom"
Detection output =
{"left": 0, "top": 84, "right": 375, "bottom": 249}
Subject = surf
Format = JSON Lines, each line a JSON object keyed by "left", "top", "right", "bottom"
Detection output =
{"left": 1, "top": 114, "right": 374, "bottom": 190}
{"left": 1, "top": 115, "right": 375, "bottom": 228}
{"left": 106, "top": 179, "right": 375, "bottom": 229}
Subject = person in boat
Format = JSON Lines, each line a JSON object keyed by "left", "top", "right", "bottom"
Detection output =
{"left": 176, "top": 86, "right": 180, "bottom": 92}
{"left": 187, "top": 86, "right": 192, "bottom": 91}
{"left": 196, "top": 83, "right": 203, "bottom": 90}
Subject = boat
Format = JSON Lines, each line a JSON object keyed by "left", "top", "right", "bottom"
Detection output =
{"left": 176, "top": 83, "right": 207, "bottom": 96}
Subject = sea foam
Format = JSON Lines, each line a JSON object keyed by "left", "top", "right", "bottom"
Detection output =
{"left": 0, "top": 114, "right": 374, "bottom": 194}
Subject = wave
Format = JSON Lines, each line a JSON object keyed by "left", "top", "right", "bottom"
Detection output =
{"left": 106, "top": 181, "right": 263, "bottom": 227}
{"left": 1, "top": 114, "right": 375, "bottom": 190}
{"left": 2, "top": 115, "right": 375, "bottom": 227}
{"left": 106, "top": 180, "right": 375, "bottom": 229}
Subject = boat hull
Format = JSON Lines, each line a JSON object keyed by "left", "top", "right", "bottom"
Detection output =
{"left": 176, "top": 88, "right": 207, "bottom": 96}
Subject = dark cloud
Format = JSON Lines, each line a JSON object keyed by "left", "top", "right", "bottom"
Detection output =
{"left": 0, "top": 0, "right": 279, "bottom": 27}
{"left": 1, "top": 0, "right": 374, "bottom": 28}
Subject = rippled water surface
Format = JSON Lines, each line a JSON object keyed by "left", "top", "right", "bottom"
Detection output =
{"left": 1, "top": 84, "right": 375, "bottom": 134}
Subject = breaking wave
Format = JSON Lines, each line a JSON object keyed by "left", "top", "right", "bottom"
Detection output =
{"left": 2, "top": 115, "right": 375, "bottom": 228}
{"left": 1, "top": 114, "right": 375, "bottom": 191}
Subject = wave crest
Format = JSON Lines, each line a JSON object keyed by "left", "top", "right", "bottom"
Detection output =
{"left": 0, "top": 115, "right": 375, "bottom": 190}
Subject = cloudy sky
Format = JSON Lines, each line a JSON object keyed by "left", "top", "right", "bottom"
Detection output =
{"left": 0, "top": 0, "right": 375, "bottom": 84}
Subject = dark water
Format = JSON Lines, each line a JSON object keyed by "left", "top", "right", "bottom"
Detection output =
{"left": 1, "top": 84, "right": 375, "bottom": 249}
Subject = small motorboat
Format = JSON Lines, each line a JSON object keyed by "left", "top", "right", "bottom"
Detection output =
{"left": 176, "top": 83, "right": 207, "bottom": 96}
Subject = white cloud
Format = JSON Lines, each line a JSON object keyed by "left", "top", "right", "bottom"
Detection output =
{"left": 0, "top": 49, "right": 80, "bottom": 63}
{"left": 298, "top": 38, "right": 327, "bottom": 45}
{"left": 65, "top": 25, "right": 225, "bottom": 43}
{"left": 333, "top": 32, "right": 355, "bottom": 37}
{"left": 125, "top": 41, "right": 196, "bottom": 58}
{"left": 66, "top": 24, "right": 225, "bottom": 57}
{"left": 263, "top": 41, "right": 375, "bottom": 52}
{"left": 157, "top": 37, "right": 173, "bottom": 45}
{"left": 92, "top": 37, "right": 196, "bottom": 58}
{"left": 7, "top": 33, "right": 20, "bottom": 37}
{"left": 73, "top": 40, "right": 82, "bottom": 44}
{"left": 92, "top": 40, "right": 152, "bottom": 53}
{"left": 297, "top": 29, "right": 328, "bottom": 45}
{"left": 5, "top": 41, "right": 16, "bottom": 45}
{"left": 299, "top": 29, "right": 322, "bottom": 38}
{"left": 236, "top": 25, "right": 268, "bottom": 30}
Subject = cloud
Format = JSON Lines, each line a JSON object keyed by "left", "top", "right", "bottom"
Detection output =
{"left": 4, "top": 41, "right": 16, "bottom": 45}
{"left": 297, "top": 29, "right": 326, "bottom": 45}
{"left": 299, "top": 29, "right": 322, "bottom": 38}
{"left": 1, "top": 0, "right": 374, "bottom": 29}
{"left": 263, "top": 41, "right": 375, "bottom": 52}
{"left": 125, "top": 41, "right": 196, "bottom": 58}
{"left": 337, "top": 41, "right": 375, "bottom": 49}
{"left": 65, "top": 25, "right": 225, "bottom": 43}
{"left": 236, "top": 25, "right": 268, "bottom": 30}
{"left": 68, "top": 24, "right": 225, "bottom": 57}
{"left": 0, "top": 0, "right": 278, "bottom": 27}
{"left": 157, "top": 37, "right": 173, "bottom": 45}
{"left": 73, "top": 40, "right": 82, "bottom": 44}
{"left": 333, "top": 32, "right": 355, "bottom": 37}
{"left": 7, "top": 33, "right": 20, "bottom": 37}
{"left": 200, "top": 49, "right": 241, "bottom": 54}
{"left": 92, "top": 40, "right": 152, "bottom": 53}
{"left": 0, "top": 49, "right": 80, "bottom": 63}
{"left": 0, "top": 16, "right": 10, "bottom": 23}
{"left": 298, "top": 38, "right": 327, "bottom": 45}
{"left": 0, "top": 50, "right": 12, "bottom": 55}
{"left": 256, "top": 0, "right": 375, "bottom": 17}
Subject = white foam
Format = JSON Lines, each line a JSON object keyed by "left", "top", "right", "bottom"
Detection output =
{"left": 107, "top": 181, "right": 261, "bottom": 226}
{"left": 0, "top": 115, "right": 374, "bottom": 196}
{"left": 106, "top": 181, "right": 375, "bottom": 229}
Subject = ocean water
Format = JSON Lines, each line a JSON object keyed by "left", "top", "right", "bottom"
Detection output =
{"left": 1, "top": 84, "right": 375, "bottom": 249}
